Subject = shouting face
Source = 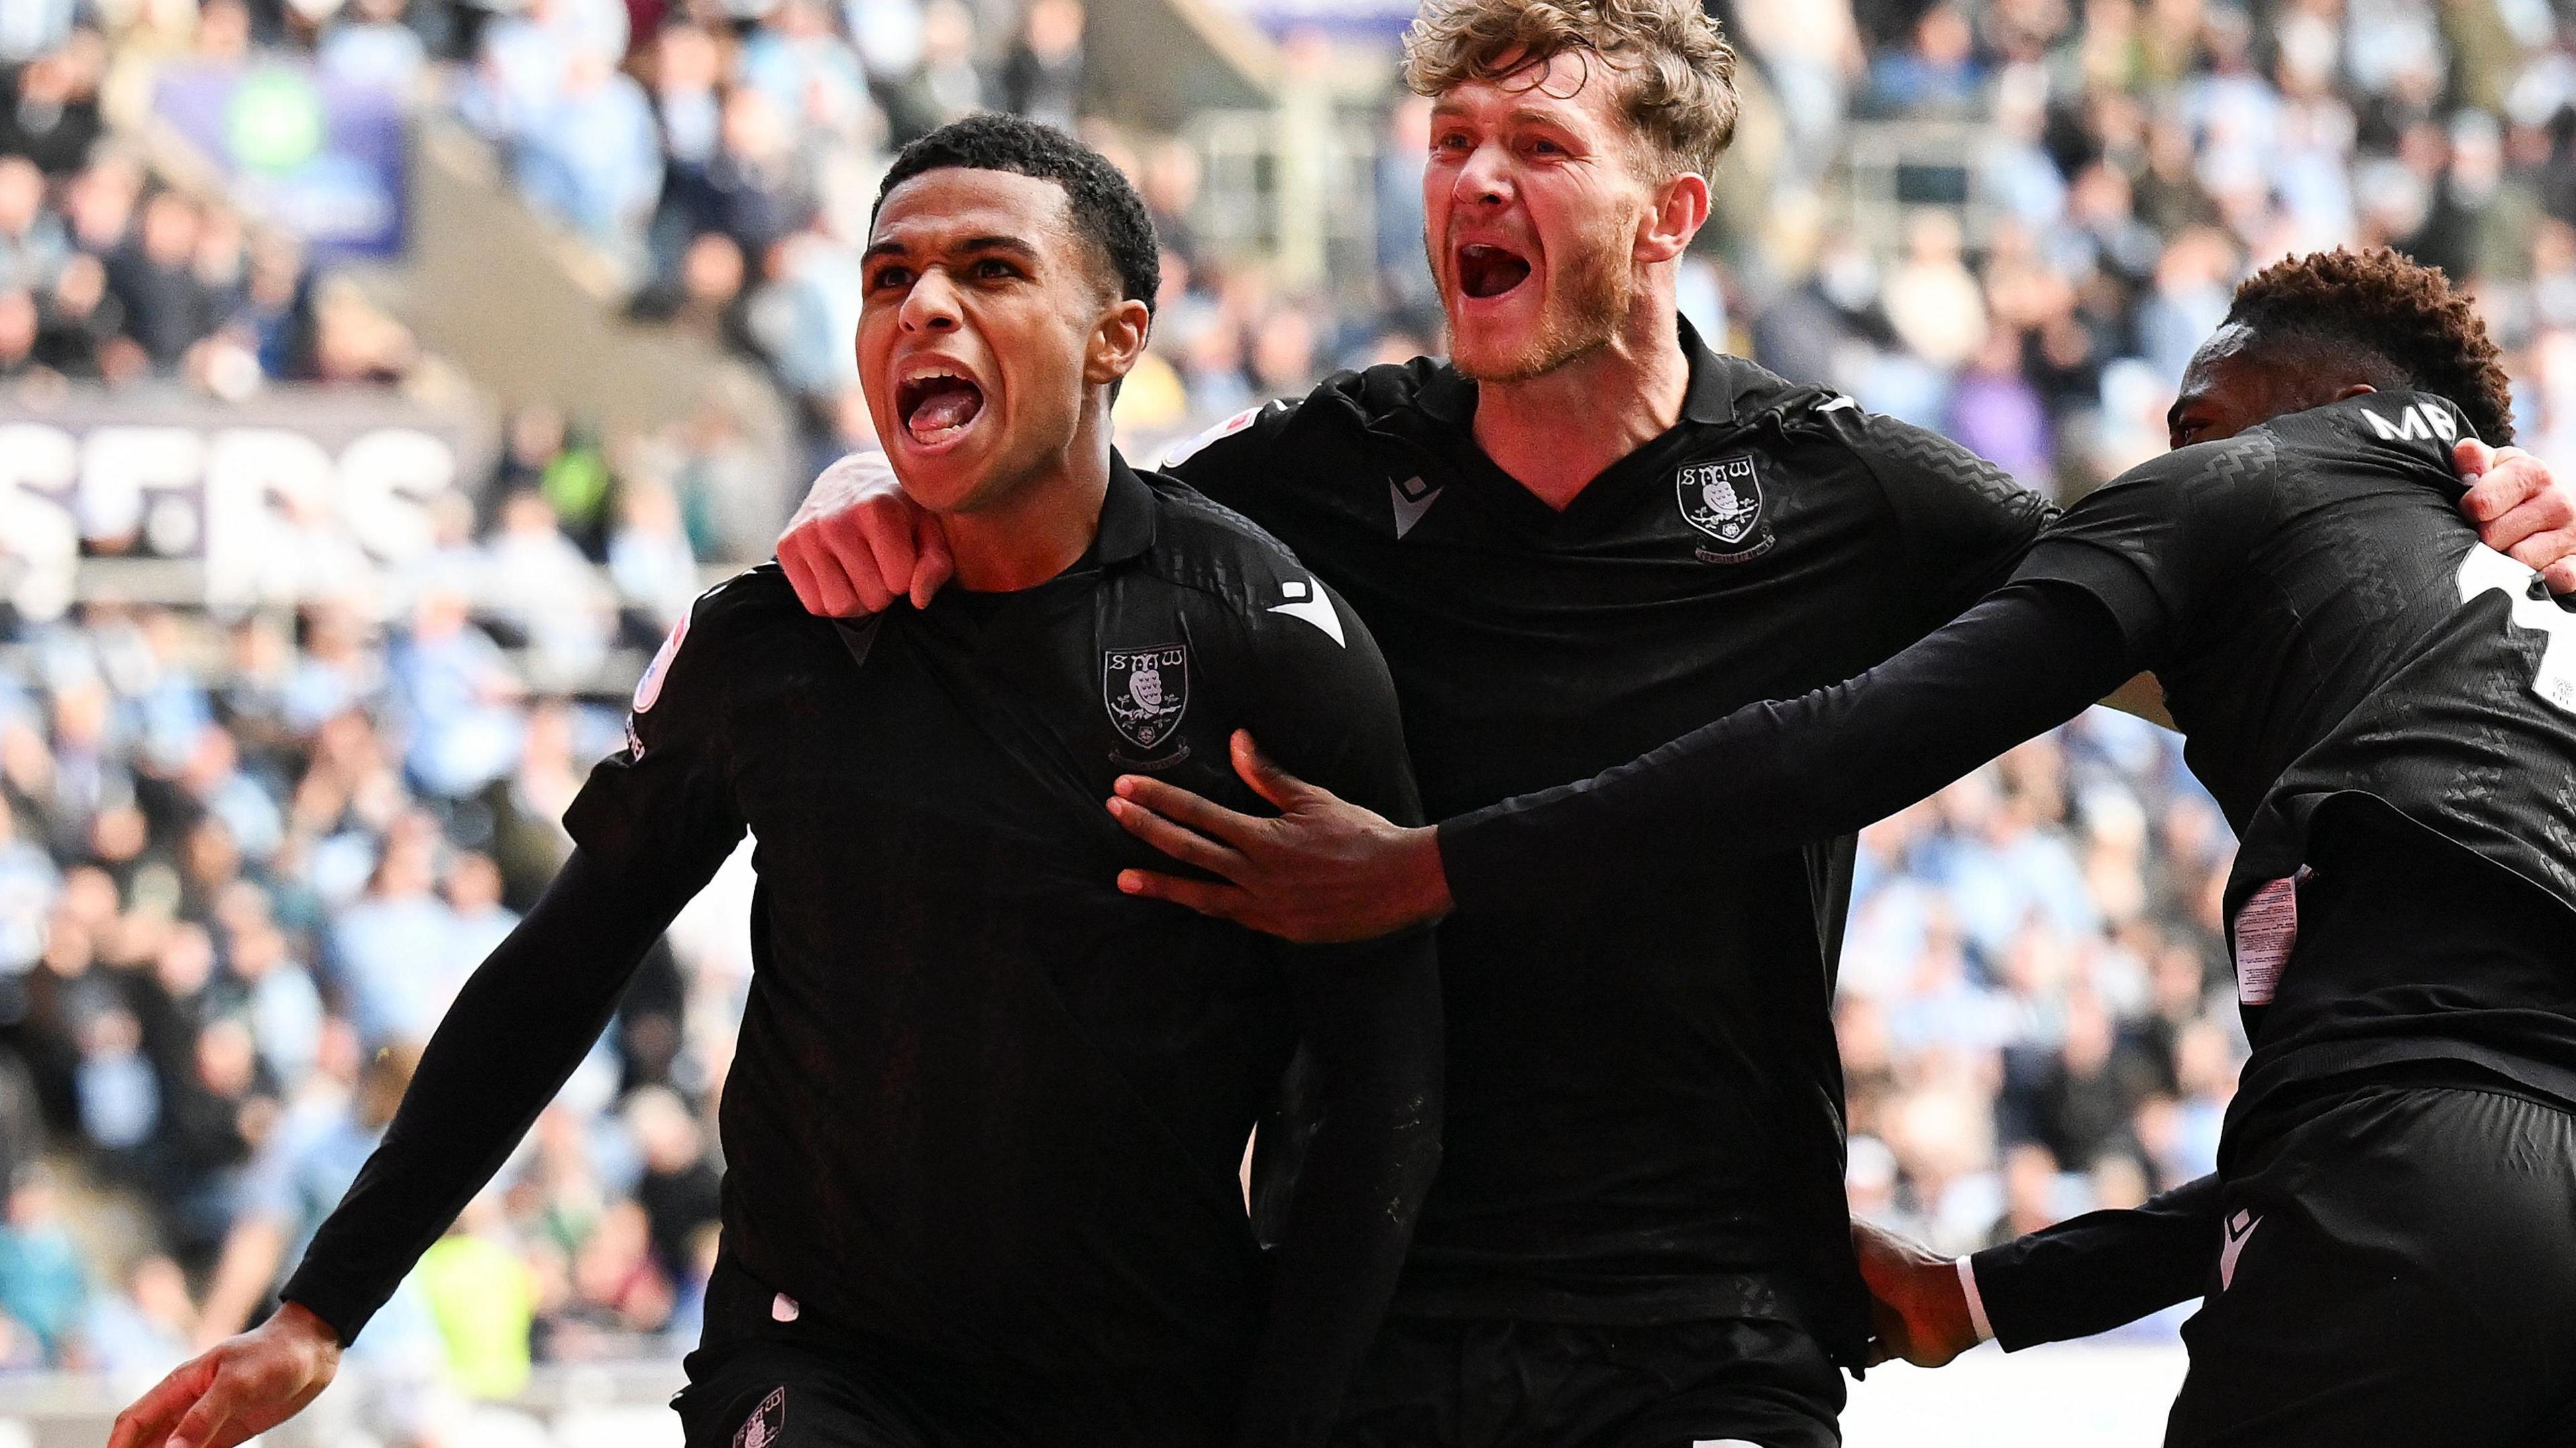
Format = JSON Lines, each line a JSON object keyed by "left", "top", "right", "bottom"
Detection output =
{"left": 1424, "top": 50, "right": 1667, "bottom": 382}
{"left": 858, "top": 168, "right": 1145, "bottom": 514}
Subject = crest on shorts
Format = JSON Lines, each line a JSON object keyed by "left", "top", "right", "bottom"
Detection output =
{"left": 1677, "top": 453, "right": 1773, "bottom": 560}
{"left": 1104, "top": 645, "right": 1190, "bottom": 750}
{"left": 733, "top": 1387, "right": 785, "bottom": 1448}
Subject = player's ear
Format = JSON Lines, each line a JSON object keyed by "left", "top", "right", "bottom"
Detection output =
{"left": 1636, "top": 170, "right": 1709, "bottom": 266}
{"left": 1087, "top": 298, "right": 1152, "bottom": 386}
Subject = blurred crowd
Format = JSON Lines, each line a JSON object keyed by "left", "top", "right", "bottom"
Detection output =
{"left": 1838, "top": 714, "right": 2240, "bottom": 1326}
{"left": 0, "top": 13, "right": 426, "bottom": 394}
{"left": 0, "top": 581, "right": 757, "bottom": 1391}
{"left": 1729, "top": 0, "right": 2576, "bottom": 494}
{"left": 6, "top": 0, "right": 2576, "bottom": 1400}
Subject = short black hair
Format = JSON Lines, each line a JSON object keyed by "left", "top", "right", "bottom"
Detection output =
{"left": 873, "top": 113, "right": 1161, "bottom": 318}
{"left": 2224, "top": 247, "right": 2516, "bottom": 444}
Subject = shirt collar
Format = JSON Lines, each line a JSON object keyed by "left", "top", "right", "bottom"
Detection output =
{"left": 1095, "top": 449, "right": 1157, "bottom": 565}
{"left": 1415, "top": 315, "right": 1739, "bottom": 431}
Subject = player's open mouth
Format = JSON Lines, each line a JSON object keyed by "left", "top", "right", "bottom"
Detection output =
{"left": 897, "top": 368, "right": 986, "bottom": 446}
{"left": 1456, "top": 243, "right": 1532, "bottom": 300}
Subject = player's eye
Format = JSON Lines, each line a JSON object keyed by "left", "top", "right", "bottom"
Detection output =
{"left": 867, "top": 264, "right": 912, "bottom": 292}
{"left": 1434, "top": 130, "right": 1472, "bottom": 154}
{"left": 972, "top": 258, "right": 1024, "bottom": 282}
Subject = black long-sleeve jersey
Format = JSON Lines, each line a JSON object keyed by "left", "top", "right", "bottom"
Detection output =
{"left": 1439, "top": 390, "right": 2576, "bottom": 1345}
{"left": 1157, "top": 321, "right": 2055, "bottom": 1361}
{"left": 280, "top": 459, "right": 1444, "bottom": 1448}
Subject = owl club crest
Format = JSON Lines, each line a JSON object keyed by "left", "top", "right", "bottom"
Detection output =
{"left": 732, "top": 1387, "right": 786, "bottom": 1448}
{"left": 1678, "top": 453, "right": 1774, "bottom": 562}
{"left": 1104, "top": 645, "right": 1190, "bottom": 752}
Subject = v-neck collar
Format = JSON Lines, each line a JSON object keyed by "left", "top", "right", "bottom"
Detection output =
{"left": 1408, "top": 318, "right": 1751, "bottom": 534}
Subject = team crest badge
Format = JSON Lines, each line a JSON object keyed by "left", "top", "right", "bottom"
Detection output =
{"left": 733, "top": 1387, "right": 785, "bottom": 1448}
{"left": 1104, "top": 645, "right": 1190, "bottom": 752}
{"left": 1677, "top": 454, "right": 1774, "bottom": 562}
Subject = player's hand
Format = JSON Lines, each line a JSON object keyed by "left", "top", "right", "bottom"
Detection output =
{"left": 1852, "top": 1219, "right": 1981, "bottom": 1369}
{"left": 776, "top": 449, "right": 953, "bottom": 616}
{"left": 1107, "top": 730, "right": 1452, "bottom": 943}
{"left": 2456, "top": 439, "right": 2576, "bottom": 595}
{"left": 109, "top": 1300, "right": 341, "bottom": 1448}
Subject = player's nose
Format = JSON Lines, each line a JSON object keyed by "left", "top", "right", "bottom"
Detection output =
{"left": 900, "top": 268, "right": 964, "bottom": 333}
{"left": 1452, "top": 141, "right": 1515, "bottom": 208}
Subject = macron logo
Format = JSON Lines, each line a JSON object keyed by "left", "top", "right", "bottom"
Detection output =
{"left": 2218, "top": 1210, "right": 2262, "bottom": 1291}
{"left": 1390, "top": 476, "right": 1442, "bottom": 539}
{"left": 1269, "top": 577, "right": 1345, "bottom": 647}
{"left": 2363, "top": 402, "right": 2459, "bottom": 446}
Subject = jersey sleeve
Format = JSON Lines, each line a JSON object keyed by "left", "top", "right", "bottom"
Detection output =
{"left": 1837, "top": 406, "right": 2060, "bottom": 634}
{"left": 284, "top": 586, "right": 763, "bottom": 1342}
{"left": 280, "top": 848, "right": 712, "bottom": 1343}
{"left": 1227, "top": 579, "right": 1444, "bottom": 1448}
{"left": 561, "top": 583, "right": 751, "bottom": 882}
{"left": 1966, "top": 1172, "right": 2222, "bottom": 1350}
{"left": 2007, "top": 435, "right": 2279, "bottom": 661}
{"left": 1436, "top": 581, "right": 2144, "bottom": 917}
{"left": 1156, "top": 397, "right": 1304, "bottom": 518}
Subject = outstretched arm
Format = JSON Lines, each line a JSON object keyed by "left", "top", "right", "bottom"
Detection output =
{"left": 1434, "top": 581, "right": 2140, "bottom": 916}
{"left": 109, "top": 844, "right": 715, "bottom": 1448}
{"left": 279, "top": 846, "right": 710, "bottom": 1336}
{"left": 1112, "top": 581, "right": 2143, "bottom": 940}
{"left": 1967, "top": 1173, "right": 2223, "bottom": 1350}
{"left": 114, "top": 583, "right": 750, "bottom": 1448}
{"left": 1854, "top": 1175, "right": 2222, "bottom": 1367}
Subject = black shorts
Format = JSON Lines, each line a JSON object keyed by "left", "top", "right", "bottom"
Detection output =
{"left": 672, "top": 1329, "right": 1251, "bottom": 1448}
{"left": 1328, "top": 1314, "right": 1843, "bottom": 1448}
{"left": 2165, "top": 1084, "right": 2576, "bottom": 1448}
{"left": 672, "top": 1337, "right": 1015, "bottom": 1448}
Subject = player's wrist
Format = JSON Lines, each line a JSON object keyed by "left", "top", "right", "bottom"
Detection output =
{"left": 1397, "top": 825, "right": 1453, "bottom": 928}
{"left": 1952, "top": 1256, "right": 1995, "bottom": 1345}
{"left": 266, "top": 1300, "right": 346, "bottom": 1357}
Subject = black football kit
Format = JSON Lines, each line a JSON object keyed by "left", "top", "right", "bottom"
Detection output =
{"left": 1437, "top": 392, "right": 2576, "bottom": 1445}
{"left": 1159, "top": 321, "right": 2056, "bottom": 1445}
{"left": 276, "top": 459, "right": 1446, "bottom": 1448}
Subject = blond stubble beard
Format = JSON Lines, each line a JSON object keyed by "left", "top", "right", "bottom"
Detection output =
{"left": 1430, "top": 209, "right": 1640, "bottom": 384}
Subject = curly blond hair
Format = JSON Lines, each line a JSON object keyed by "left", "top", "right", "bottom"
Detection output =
{"left": 1401, "top": 0, "right": 1739, "bottom": 177}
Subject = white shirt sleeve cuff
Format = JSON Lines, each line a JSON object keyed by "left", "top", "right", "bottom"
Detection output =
{"left": 1955, "top": 1255, "right": 1996, "bottom": 1344}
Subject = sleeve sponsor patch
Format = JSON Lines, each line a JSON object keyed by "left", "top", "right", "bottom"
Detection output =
{"left": 634, "top": 612, "right": 690, "bottom": 714}
{"left": 2231, "top": 868, "right": 2309, "bottom": 1006}
{"left": 1159, "top": 404, "right": 1269, "bottom": 468}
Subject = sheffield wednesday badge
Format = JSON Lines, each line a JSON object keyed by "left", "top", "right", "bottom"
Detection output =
{"left": 1104, "top": 645, "right": 1190, "bottom": 753}
{"left": 1677, "top": 454, "right": 1774, "bottom": 562}
{"left": 732, "top": 1387, "right": 785, "bottom": 1448}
